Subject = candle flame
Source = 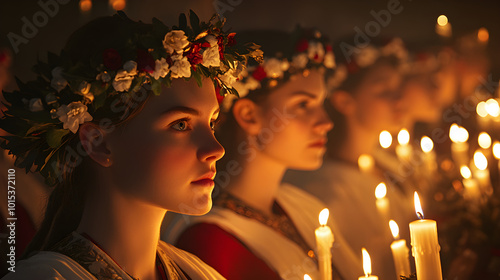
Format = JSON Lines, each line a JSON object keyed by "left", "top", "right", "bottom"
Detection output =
{"left": 303, "top": 274, "right": 312, "bottom": 280}
{"left": 460, "top": 165, "right": 472, "bottom": 179}
{"left": 389, "top": 220, "right": 400, "bottom": 240}
{"left": 437, "top": 15, "right": 448, "bottom": 26}
{"left": 477, "top": 101, "right": 488, "bottom": 117}
{"left": 449, "top": 124, "right": 469, "bottom": 143}
{"left": 493, "top": 141, "right": 500, "bottom": 160}
{"left": 478, "top": 27, "right": 489, "bottom": 43}
{"left": 474, "top": 151, "right": 488, "bottom": 171}
{"left": 319, "top": 208, "right": 329, "bottom": 226}
{"left": 486, "top": 99, "right": 500, "bottom": 117}
{"left": 379, "top": 130, "right": 392, "bottom": 149}
{"left": 375, "top": 183, "right": 387, "bottom": 199}
{"left": 478, "top": 132, "right": 492, "bottom": 149}
{"left": 362, "top": 248, "right": 372, "bottom": 277}
{"left": 414, "top": 192, "right": 424, "bottom": 219}
{"left": 398, "top": 129, "right": 410, "bottom": 145}
{"left": 358, "top": 154, "right": 374, "bottom": 172}
{"left": 420, "top": 136, "right": 434, "bottom": 153}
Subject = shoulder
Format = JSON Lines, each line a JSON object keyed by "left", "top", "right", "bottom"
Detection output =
{"left": 2, "top": 251, "right": 94, "bottom": 280}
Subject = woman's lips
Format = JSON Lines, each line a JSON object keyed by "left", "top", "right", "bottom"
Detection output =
{"left": 309, "top": 139, "right": 327, "bottom": 148}
{"left": 191, "top": 178, "right": 215, "bottom": 187}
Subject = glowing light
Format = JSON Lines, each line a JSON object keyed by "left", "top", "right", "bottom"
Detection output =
{"left": 420, "top": 136, "right": 434, "bottom": 153}
{"left": 437, "top": 15, "right": 448, "bottom": 26}
{"left": 362, "top": 248, "right": 373, "bottom": 277}
{"left": 460, "top": 165, "right": 472, "bottom": 179}
{"left": 304, "top": 274, "right": 312, "bottom": 280}
{"left": 477, "top": 27, "right": 489, "bottom": 43}
{"left": 474, "top": 151, "right": 488, "bottom": 171}
{"left": 319, "top": 208, "right": 329, "bottom": 226}
{"left": 79, "top": 0, "right": 92, "bottom": 12}
{"left": 375, "top": 183, "right": 387, "bottom": 199}
{"left": 493, "top": 141, "right": 500, "bottom": 159}
{"left": 109, "top": 0, "right": 126, "bottom": 10}
{"left": 478, "top": 132, "right": 492, "bottom": 149}
{"left": 358, "top": 154, "right": 374, "bottom": 172}
{"left": 379, "top": 130, "right": 393, "bottom": 149}
{"left": 476, "top": 101, "right": 488, "bottom": 117}
{"left": 450, "top": 124, "right": 469, "bottom": 143}
{"left": 414, "top": 192, "right": 424, "bottom": 219}
{"left": 485, "top": 99, "right": 500, "bottom": 117}
{"left": 389, "top": 220, "right": 400, "bottom": 240}
{"left": 398, "top": 128, "right": 410, "bottom": 145}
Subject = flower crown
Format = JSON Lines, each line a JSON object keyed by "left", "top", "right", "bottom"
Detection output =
{"left": 224, "top": 28, "right": 335, "bottom": 107}
{"left": 0, "top": 11, "right": 262, "bottom": 186}
{"left": 327, "top": 38, "right": 408, "bottom": 91}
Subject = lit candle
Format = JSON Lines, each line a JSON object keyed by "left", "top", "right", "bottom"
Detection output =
{"left": 449, "top": 124, "right": 469, "bottom": 167}
{"left": 493, "top": 141, "right": 500, "bottom": 175}
{"left": 476, "top": 101, "right": 490, "bottom": 129}
{"left": 486, "top": 98, "right": 500, "bottom": 125}
{"left": 358, "top": 248, "right": 378, "bottom": 280}
{"left": 315, "top": 208, "right": 334, "bottom": 280}
{"left": 375, "top": 182, "right": 389, "bottom": 222}
{"left": 396, "top": 128, "right": 412, "bottom": 162}
{"left": 358, "top": 154, "right": 375, "bottom": 173}
{"left": 435, "top": 15, "right": 452, "bottom": 38}
{"left": 460, "top": 165, "right": 480, "bottom": 200}
{"left": 473, "top": 150, "right": 491, "bottom": 191}
{"left": 409, "top": 192, "right": 443, "bottom": 280}
{"left": 389, "top": 220, "right": 411, "bottom": 278}
{"left": 420, "top": 136, "right": 436, "bottom": 173}
{"left": 379, "top": 130, "right": 392, "bottom": 149}
{"left": 304, "top": 274, "right": 313, "bottom": 280}
{"left": 478, "top": 132, "right": 492, "bottom": 149}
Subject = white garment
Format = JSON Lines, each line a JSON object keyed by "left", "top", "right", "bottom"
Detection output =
{"left": 284, "top": 159, "right": 414, "bottom": 280}
{"left": 165, "top": 183, "right": 362, "bottom": 280}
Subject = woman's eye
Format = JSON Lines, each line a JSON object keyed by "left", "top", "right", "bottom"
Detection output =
{"left": 298, "top": 101, "right": 309, "bottom": 109}
{"left": 210, "top": 118, "right": 220, "bottom": 131}
{"left": 171, "top": 120, "right": 189, "bottom": 131}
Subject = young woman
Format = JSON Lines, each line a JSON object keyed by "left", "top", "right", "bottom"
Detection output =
{"left": 164, "top": 29, "right": 362, "bottom": 280}
{"left": 0, "top": 11, "right": 261, "bottom": 280}
{"left": 285, "top": 38, "right": 415, "bottom": 279}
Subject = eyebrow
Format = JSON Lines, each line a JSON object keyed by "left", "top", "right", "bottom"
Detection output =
{"left": 161, "top": 106, "right": 220, "bottom": 117}
{"left": 289, "top": 90, "right": 320, "bottom": 99}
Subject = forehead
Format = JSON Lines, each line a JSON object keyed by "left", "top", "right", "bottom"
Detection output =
{"left": 267, "top": 69, "right": 326, "bottom": 101}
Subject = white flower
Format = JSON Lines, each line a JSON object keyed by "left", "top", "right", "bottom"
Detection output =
{"left": 163, "top": 30, "right": 190, "bottom": 54}
{"left": 123, "top": 60, "right": 138, "bottom": 74}
{"left": 232, "top": 76, "right": 260, "bottom": 98}
{"left": 280, "top": 60, "right": 290, "bottom": 72}
{"left": 219, "top": 71, "right": 238, "bottom": 89}
{"left": 264, "top": 58, "right": 284, "bottom": 78}
{"left": 96, "top": 71, "right": 111, "bottom": 83}
{"left": 291, "top": 53, "right": 308, "bottom": 69}
{"left": 232, "top": 81, "right": 249, "bottom": 97}
{"left": 29, "top": 98, "right": 44, "bottom": 112}
{"left": 220, "top": 93, "right": 238, "bottom": 112}
{"left": 112, "top": 61, "right": 138, "bottom": 92}
{"left": 355, "top": 46, "right": 379, "bottom": 67}
{"left": 202, "top": 45, "right": 221, "bottom": 68}
{"left": 245, "top": 77, "right": 260, "bottom": 91}
{"left": 205, "top": 35, "right": 218, "bottom": 47}
{"left": 170, "top": 55, "right": 191, "bottom": 78}
{"left": 324, "top": 51, "right": 336, "bottom": 69}
{"left": 51, "top": 67, "right": 68, "bottom": 92}
{"left": 56, "top": 101, "right": 93, "bottom": 134}
{"left": 307, "top": 41, "right": 325, "bottom": 61}
{"left": 152, "top": 58, "right": 170, "bottom": 80}
{"left": 77, "top": 81, "right": 94, "bottom": 102}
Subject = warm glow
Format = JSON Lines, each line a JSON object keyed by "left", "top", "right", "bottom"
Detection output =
{"left": 319, "top": 208, "right": 329, "bottom": 226}
{"left": 437, "top": 15, "right": 448, "bottom": 26}
{"left": 379, "top": 130, "right": 392, "bottom": 149}
{"left": 460, "top": 165, "right": 472, "bottom": 179}
{"left": 449, "top": 124, "right": 469, "bottom": 143}
{"left": 362, "top": 248, "right": 372, "bottom": 277}
{"left": 375, "top": 182, "right": 387, "bottom": 199}
{"left": 493, "top": 141, "right": 500, "bottom": 159}
{"left": 486, "top": 98, "right": 500, "bottom": 117}
{"left": 79, "top": 0, "right": 92, "bottom": 12}
{"left": 478, "top": 132, "right": 492, "bottom": 149}
{"left": 478, "top": 27, "right": 489, "bottom": 43}
{"left": 414, "top": 191, "right": 424, "bottom": 219}
{"left": 304, "top": 274, "right": 312, "bottom": 280}
{"left": 477, "top": 101, "right": 488, "bottom": 117}
{"left": 110, "top": 0, "right": 126, "bottom": 10}
{"left": 458, "top": 127, "right": 469, "bottom": 142}
{"left": 398, "top": 128, "right": 410, "bottom": 145}
{"left": 358, "top": 154, "right": 374, "bottom": 172}
{"left": 474, "top": 151, "right": 488, "bottom": 171}
{"left": 389, "top": 220, "right": 400, "bottom": 240}
{"left": 420, "top": 136, "right": 434, "bottom": 153}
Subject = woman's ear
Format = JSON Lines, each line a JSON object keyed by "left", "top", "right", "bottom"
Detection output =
{"left": 231, "top": 98, "right": 262, "bottom": 136}
{"left": 79, "top": 122, "right": 113, "bottom": 167}
{"left": 329, "top": 90, "right": 356, "bottom": 116}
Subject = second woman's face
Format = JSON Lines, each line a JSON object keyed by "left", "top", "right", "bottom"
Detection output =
{"left": 107, "top": 78, "right": 224, "bottom": 215}
{"left": 255, "top": 69, "right": 333, "bottom": 170}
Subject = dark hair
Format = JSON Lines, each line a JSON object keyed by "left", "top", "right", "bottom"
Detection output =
{"left": 22, "top": 15, "right": 152, "bottom": 257}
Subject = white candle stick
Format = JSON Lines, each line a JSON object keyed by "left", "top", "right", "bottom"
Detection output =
{"left": 420, "top": 136, "right": 437, "bottom": 173}
{"left": 375, "top": 182, "right": 389, "bottom": 222}
{"left": 460, "top": 165, "right": 480, "bottom": 200}
{"left": 473, "top": 150, "right": 491, "bottom": 192}
{"left": 389, "top": 220, "right": 411, "bottom": 278}
{"left": 358, "top": 248, "right": 378, "bottom": 280}
{"left": 409, "top": 192, "right": 443, "bottom": 280}
{"left": 315, "top": 208, "right": 333, "bottom": 280}
{"left": 449, "top": 124, "right": 469, "bottom": 167}
{"left": 396, "top": 128, "right": 412, "bottom": 162}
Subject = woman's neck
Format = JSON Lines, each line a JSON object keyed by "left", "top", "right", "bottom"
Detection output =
{"left": 225, "top": 152, "right": 286, "bottom": 216}
{"left": 77, "top": 180, "right": 166, "bottom": 280}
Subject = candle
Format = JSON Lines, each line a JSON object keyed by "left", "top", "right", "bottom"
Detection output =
{"left": 420, "top": 136, "right": 437, "bottom": 173}
{"left": 304, "top": 274, "right": 313, "bottom": 280}
{"left": 358, "top": 154, "right": 375, "bottom": 173}
{"left": 493, "top": 141, "right": 500, "bottom": 175}
{"left": 449, "top": 124, "right": 469, "bottom": 167}
{"left": 315, "top": 208, "right": 334, "bottom": 280}
{"left": 435, "top": 15, "right": 452, "bottom": 38}
{"left": 460, "top": 165, "right": 480, "bottom": 200}
{"left": 473, "top": 151, "right": 491, "bottom": 192}
{"left": 389, "top": 220, "right": 411, "bottom": 278}
{"left": 476, "top": 101, "right": 490, "bottom": 129}
{"left": 375, "top": 182, "right": 389, "bottom": 221}
{"left": 379, "top": 130, "right": 392, "bottom": 149}
{"left": 409, "top": 192, "right": 443, "bottom": 280}
{"left": 478, "top": 132, "right": 492, "bottom": 150}
{"left": 396, "top": 128, "right": 412, "bottom": 162}
{"left": 358, "top": 248, "right": 378, "bottom": 280}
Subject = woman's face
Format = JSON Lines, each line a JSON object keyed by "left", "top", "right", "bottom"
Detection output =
{"left": 107, "top": 78, "right": 224, "bottom": 215}
{"left": 351, "top": 64, "right": 403, "bottom": 133}
{"left": 255, "top": 69, "right": 333, "bottom": 170}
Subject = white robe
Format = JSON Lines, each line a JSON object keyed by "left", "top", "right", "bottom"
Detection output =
{"left": 164, "top": 183, "right": 362, "bottom": 280}
{"left": 2, "top": 232, "right": 225, "bottom": 280}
